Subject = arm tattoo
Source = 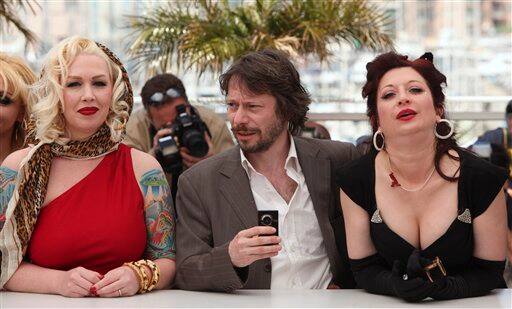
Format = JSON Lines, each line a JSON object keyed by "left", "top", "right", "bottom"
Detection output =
{"left": 0, "top": 166, "right": 18, "bottom": 229}
{"left": 139, "top": 169, "right": 176, "bottom": 259}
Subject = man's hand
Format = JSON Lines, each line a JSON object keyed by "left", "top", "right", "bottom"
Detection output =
{"left": 180, "top": 133, "right": 214, "bottom": 168}
{"left": 152, "top": 127, "right": 173, "bottom": 149}
{"left": 228, "top": 226, "right": 281, "bottom": 268}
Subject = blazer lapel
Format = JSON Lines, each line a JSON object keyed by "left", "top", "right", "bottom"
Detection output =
{"left": 295, "top": 138, "right": 331, "bottom": 220}
{"left": 294, "top": 138, "right": 338, "bottom": 260}
{"left": 218, "top": 148, "right": 258, "bottom": 229}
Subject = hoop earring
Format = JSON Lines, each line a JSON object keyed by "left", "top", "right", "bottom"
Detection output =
{"left": 373, "top": 129, "right": 385, "bottom": 151}
{"left": 434, "top": 119, "right": 454, "bottom": 140}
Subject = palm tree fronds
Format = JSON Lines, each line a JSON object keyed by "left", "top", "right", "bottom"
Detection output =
{"left": 126, "top": 0, "right": 394, "bottom": 77}
{"left": 0, "top": 0, "right": 40, "bottom": 47}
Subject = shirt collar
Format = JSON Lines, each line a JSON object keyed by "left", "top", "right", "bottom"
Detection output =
{"left": 240, "top": 135, "right": 301, "bottom": 178}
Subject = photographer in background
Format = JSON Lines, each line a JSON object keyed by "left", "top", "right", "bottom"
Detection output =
{"left": 124, "top": 74, "right": 234, "bottom": 198}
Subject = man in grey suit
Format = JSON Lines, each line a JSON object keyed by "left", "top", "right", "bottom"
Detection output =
{"left": 175, "top": 50, "right": 360, "bottom": 292}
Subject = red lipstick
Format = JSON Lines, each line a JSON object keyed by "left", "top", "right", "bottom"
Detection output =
{"left": 78, "top": 107, "right": 99, "bottom": 115}
{"left": 396, "top": 108, "right": 417, "bottom": 121}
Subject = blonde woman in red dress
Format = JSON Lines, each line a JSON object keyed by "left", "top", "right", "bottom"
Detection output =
{"left": 0, "top": 36, "right": 175, "bottom": 297}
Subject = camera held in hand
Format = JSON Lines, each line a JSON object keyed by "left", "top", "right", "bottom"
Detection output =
{"left": 155, "top": 104, "right": 210, "bottom": 174}
{"left": 257, "top": 210, "right": 279, "bottom": 236}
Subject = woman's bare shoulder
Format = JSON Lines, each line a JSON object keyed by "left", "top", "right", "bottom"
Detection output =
{"left": 129, "top": 147, "right": 165, "bottom": 182}
{"left": 1, "top": 147, "right": 32, "bottom": 171}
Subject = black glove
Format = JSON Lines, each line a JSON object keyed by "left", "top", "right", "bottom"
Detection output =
{"left": 391, "top": 260, "right": 435, "bottom": 302}
{"left": 406, "top": 249, "right": 433, "bottom": 279}
{"left": 350, "top": 253, "right": 433, "bottom": 302}
{"left": 429, "top": 257, "right": 506, "bottom": 300}
{"left": 349, "top": 254, "right": 394, "bottom": 296}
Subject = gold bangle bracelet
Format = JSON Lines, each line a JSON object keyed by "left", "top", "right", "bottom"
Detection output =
{"left": 133, "top": 260, "right": 150, "bottom": 293}
{"left": 123, "top": 262, "right": 144, "bottom": 293}
{"left": 142, "top": 259, "right": 160, "bottom": 291}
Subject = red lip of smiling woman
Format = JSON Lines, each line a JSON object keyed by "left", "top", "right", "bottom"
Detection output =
{"left": 77, "top": 107, "right": 99, "bottom": 115}
{"left": 396, "top": 108, "right": 417, "bottom": 121}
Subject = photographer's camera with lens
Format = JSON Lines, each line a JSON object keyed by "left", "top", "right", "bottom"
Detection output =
{"left": 257, "top": 210, "right": 279, "bottom": 236}
{"left": 155, "top": 104, "right": 210, "bottom": 175}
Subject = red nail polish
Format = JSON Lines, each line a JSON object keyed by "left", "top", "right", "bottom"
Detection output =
{"left": 90, "top": 286, "right": 97, "bottom": 294}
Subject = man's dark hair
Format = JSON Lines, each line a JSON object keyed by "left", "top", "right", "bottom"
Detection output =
{"left": 506, "top": 100, "right": 512, "bottom": 116}
{"left": 140, "top": 73, "right": 188, "bottom": 108}
{"left": 219, "top": 49, "right": 310, "bottom": 135}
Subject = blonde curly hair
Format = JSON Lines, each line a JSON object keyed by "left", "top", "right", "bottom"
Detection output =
{"left": 0, "top": 53, "right": 36, "bottom": 150}
{"left": 31, "top": 36, "right": 129, "bottom": 144}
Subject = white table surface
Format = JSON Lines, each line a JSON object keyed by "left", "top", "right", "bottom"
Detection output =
{"left": 0, "top": 289, "right": 510, "bottom": 308}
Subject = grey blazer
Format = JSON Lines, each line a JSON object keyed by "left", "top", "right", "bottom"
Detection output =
{"left": 175, "top": 137, "right": 360, "bottom": 292}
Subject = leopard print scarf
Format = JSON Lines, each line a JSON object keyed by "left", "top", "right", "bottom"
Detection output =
{"left": 0, "top": 42, "right": 133, "bottom": 286}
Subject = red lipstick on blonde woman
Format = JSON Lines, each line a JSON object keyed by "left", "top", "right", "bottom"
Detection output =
{"left": 78, "top": 107, "right": 99, "bottom": 115}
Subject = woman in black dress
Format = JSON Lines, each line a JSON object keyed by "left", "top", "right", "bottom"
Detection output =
{"left": 338, "top": 52, "right": 508, "bottom": 301}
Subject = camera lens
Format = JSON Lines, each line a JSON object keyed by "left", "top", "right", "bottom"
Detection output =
{"left": 261, "top": 214, "right": 273, "bottom": 226}
{"left": 183, "top": 130, "right": 209, "bottom": 157}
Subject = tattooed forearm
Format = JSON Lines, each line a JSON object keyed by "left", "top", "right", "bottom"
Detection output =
{"left": 0, "top": 166, "right": 17, "bottom": 228}
{"left": 139, "top": 169, "right": 176, "bottom": 259}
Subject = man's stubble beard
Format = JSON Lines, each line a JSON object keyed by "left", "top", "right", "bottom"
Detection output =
{"left": 238, "top": 119, "right": 287, "bottom": 154}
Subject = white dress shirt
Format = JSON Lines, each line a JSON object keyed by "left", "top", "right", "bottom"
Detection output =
{"left": 240, "top": 137, "right": 332, "bottom": 289}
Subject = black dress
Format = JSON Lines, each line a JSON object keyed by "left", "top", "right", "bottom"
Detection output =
{"left": 337, "top": 149, "right": 507, "bottom": 272}
{"left": 336, "top": 149, "right": 507, "bottom": 300}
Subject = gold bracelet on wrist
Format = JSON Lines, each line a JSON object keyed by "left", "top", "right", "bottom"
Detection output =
{"left": 141, "top": 259, "right": 160, "bottom": 292}
{"left": 132, "top": 260, "right": 150, "bottom": 293}
{"left": 123, "top": 262, "right": 144, "bottom": 293}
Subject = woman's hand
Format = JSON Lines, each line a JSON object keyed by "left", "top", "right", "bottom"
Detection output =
{"left": 391, "top": 260, "right": 434, "bottom": 302}
{"left": 93, "top": 265, "right": 140, "bottom": 297}
{"left": 57, "top": 266, "right": 103, "bottom": 298}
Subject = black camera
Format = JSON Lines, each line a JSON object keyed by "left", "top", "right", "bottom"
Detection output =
{"left": 257, "top": 210, "right": 279, "bottom": 236}
{"left": 156, "top": 104, "right": 210, "bottom": 174}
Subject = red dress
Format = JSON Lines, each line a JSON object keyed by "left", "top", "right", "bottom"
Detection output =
{"left": 27, "top": 144, "right": 146, "bottom": 275}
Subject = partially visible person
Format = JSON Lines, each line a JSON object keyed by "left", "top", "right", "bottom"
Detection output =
{"left": 124, "top": 73, "right": 234, "bottom": 198}
{"left": 355, "top": 134, "right": 372, "bottom": 155}
{"left": 0, "top": 36, "right": 175, "bottom": 297}
{"left": 473, "top": 100, "right": 512, "bottom": 152}
{"left": 470, "top": 100, "right": 512, "bottom": 175}
{"left": 299, "top": 121, "right": 331, "bottom": 139}
{"left": 0, "top": 53, "right": 36, "bottom": 164}
{"left": 338, "top": 52, "right": 508, "bottom": 301}
{"left": 175, "top": 49, "right": 359, "bottom": 291}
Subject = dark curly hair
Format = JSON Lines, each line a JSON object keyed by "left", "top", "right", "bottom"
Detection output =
{"left": 362, "top": 51, "right": 460, "bottom": 181}
{"left": 219, "top": 49, "right": 310, "bottom": 135}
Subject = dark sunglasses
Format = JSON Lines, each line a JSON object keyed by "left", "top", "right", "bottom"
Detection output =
{"left": 0, "top": 92, "right": 13, "bottom": 106}
{"left": 149, "top": 88, "right": 182, "bottom": 105}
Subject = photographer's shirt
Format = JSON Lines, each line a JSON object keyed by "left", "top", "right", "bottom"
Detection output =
{"left": 240, "top": 137, "right": 332, "bottom": 289}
